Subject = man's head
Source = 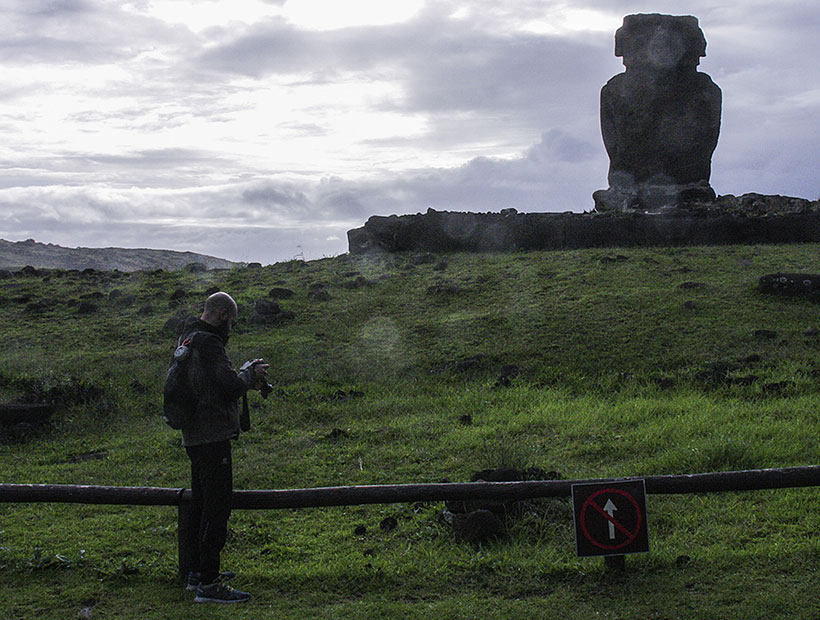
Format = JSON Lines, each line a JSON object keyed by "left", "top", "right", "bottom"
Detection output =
{"left": 201, "top": 292, "right": 238, "bottom": 332}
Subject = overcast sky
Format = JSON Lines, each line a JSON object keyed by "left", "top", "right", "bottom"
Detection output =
{"left": 0, "top": 0, "right": 817, "bottom": 264}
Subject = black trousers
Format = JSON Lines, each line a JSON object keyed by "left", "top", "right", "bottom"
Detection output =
{"left": 185, "top": 440, "right": 233, "bottom": 585}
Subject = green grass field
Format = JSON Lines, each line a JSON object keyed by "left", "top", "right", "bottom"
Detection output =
{"left": 2, "top": 244, "right": 820, "bottom": 619}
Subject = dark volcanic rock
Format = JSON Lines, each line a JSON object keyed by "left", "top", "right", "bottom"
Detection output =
{"left": 249, "top": 298, "right": 295, "bottom": 324}
{"left": 340, "top": 276, "right": 372, "bottom": 289}
{"left": 452, "top": 509, "right": 504, "bottom": 544}
{"left": 759, "top": 274, "right": 820, "bottom": 303}
{"left": 0, "top": 403, "right": 54, "bottom": 426}
{"left": 268, "top": 287, "right": 295, "bottom": 299}
{"left": 446, "top": 467, "right": 561, "bottom": 516}
{"left": 379, "top": 516, "right": 398, "bottom": 531}
{"left": 471, "top": 467, "right": 559, "bottom": 484}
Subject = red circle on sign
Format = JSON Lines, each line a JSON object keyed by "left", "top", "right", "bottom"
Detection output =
{"left": 580, "top": 487, "right": 642, "bottom": 551}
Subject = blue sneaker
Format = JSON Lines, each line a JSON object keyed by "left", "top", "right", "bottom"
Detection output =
{"left": 186, "top": 570, "right": 236, "bottom": 591}
{"left": 194, "top": 579, "right": 251, "bottom": 604}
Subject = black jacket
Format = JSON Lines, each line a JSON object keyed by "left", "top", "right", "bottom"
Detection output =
{"left": 179, "top": 319, "right": 255, "bottom": 447}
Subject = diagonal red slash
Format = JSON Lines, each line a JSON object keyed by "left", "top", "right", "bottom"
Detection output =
{"left": 588, "top": 499, "right": 633, "bottom": 538}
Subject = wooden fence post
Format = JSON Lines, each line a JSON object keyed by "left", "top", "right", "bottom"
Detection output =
{"left": 604, "top": 555, "right": 626, "bottom": 571}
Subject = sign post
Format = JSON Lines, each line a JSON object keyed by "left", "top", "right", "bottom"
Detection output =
{"left": 572, "top": 479, "right": 649, "bottom": 560}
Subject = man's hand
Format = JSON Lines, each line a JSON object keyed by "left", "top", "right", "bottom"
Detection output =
{"left": 239, "top": 359, "right": 270, "bottom": 391}
{"left": 249, "top": 359, "right": 270, "bottom": 380}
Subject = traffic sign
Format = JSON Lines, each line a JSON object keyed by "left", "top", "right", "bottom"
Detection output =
{"left": 571, "top": 479, "right": 649, "bottom": 557}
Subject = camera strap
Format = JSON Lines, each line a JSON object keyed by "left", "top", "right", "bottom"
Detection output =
{"left": 240, "top": 392, "right": 251, "bottom": 432}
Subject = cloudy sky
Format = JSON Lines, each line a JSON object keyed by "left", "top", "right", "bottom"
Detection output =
{"left": 1, "top": 0, "right": 817, "bottom": 263}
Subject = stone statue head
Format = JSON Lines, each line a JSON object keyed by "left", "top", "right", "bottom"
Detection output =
{"left": 615, "top": 13, "right": 707, "bottom": 71}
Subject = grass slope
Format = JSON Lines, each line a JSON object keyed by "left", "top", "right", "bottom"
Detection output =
{"left": 2, "top": 244, "right": 820, "bottom": 619}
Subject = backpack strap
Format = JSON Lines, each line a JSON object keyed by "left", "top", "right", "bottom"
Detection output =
{"left": 177, "top": 329, "right": 210, "bottom": 349}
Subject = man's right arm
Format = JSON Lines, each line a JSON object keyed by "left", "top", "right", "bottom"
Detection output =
{"left": 196, "top": 334, "right": 255, "bottom": 400}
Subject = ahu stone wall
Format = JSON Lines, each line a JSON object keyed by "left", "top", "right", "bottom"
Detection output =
{"left": 347, "top": 194, "right": 820, "bottom": 255}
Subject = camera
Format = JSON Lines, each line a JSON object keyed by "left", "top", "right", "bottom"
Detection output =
{"left": 258, "top": 379, "right": 274, "bottom": 399}
{"left": 240, "top": 359, "right": 274, "bottom": 399}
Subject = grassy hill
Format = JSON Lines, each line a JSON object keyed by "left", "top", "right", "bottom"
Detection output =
{"left": 2, "top": 243, "right": 820, "bottom": 618}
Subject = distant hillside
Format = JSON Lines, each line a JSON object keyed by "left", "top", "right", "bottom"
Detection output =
{"left": 0, "top": 239, "right": 243, "bottom": 272}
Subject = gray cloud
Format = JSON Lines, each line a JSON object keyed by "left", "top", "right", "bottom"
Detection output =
{"left": 0, "top": 2, "right": 187, "bottom": 65}
{"left": 242, "top": 182, "right": 311, "bottom": 209}
{"left": 308, "top": 129, "right": 604, "bottom": 220}
{"left": 195, "top": 8, "right": 610, "bottom": 116}
{"left": 84, "top": 148, "right": 230, "bottom": 169}
{"left": 192, "top": 7, "right": 613, "bottom": 164}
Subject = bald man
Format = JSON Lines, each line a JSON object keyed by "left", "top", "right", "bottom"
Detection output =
{"left": 177, "top": 292, "right": 268, "bottom": 604}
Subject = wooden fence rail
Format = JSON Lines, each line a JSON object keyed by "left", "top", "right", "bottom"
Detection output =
{"left": 3, "top": 465, "right": 820, "bottom": 577}
{"left": 3, "top": 465, "right": 820, "bottom": 508}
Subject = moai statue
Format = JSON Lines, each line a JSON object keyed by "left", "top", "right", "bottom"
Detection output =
{"left": 593, "top": 14, "right": 722, "bottom": 212}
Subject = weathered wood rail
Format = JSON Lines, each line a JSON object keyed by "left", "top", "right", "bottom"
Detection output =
{"left": 3, "top": 466, "right": 820, "bottom": 507}
{"left": 3, "top": 465, "right": 820, "bottom": 576}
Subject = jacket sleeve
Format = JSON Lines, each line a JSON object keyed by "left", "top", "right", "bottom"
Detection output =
{"left": 196, "top": 333, "right": 255, "bottom": 400}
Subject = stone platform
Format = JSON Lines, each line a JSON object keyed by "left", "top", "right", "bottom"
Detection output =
{"left": 347, "top": 194, "right": 820, "bottom": 255}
